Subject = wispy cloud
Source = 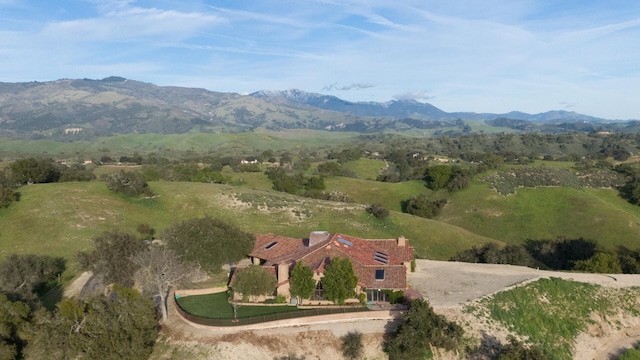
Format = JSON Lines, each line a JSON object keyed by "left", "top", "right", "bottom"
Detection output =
{"left": 0, "top": 0, "right": 638, "bottom": 119}
{"left": 322, "top": 82, "right": 375, "bottom": 91}
{"left": 393, "top": 91, "right": 434, "bottom": 101}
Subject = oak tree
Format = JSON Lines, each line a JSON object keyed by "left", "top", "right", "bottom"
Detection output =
{"left": 162, "top": 216, "right": 254, "bottom": 273}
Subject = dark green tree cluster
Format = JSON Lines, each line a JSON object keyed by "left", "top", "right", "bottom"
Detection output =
{"left": 572, "top": 252, "right": 622, "bottom": 274}
{"left": 424, "top": 165, "right": 452, "bottom": 190}
{"left": 4, "top": 157, "right": 96, "bottom": 192}
{"left": 162, "top": 216, "right": 255, "bottom": 273}
{"left": 0, "top": 254, "right": 65, "bottom": 305}
{"left": 105, "top": 170, "right": 153, "bottom": 197}
{"left": 26, "top": 286, "right": 158, "bottom": 360}
{"left": 328, "top": 148, "right": 361, "bottom": 164}
{"left": 265, "top": 166, "right": 325, "bottom": 196}
{"left": 232, "top": 265, "right": 277, "bottom": 302}
{"left": 76, "top": 231, "right": 148, "bottom": 287}
{"left": 0, "top": 175, "right": 18, "bottom": 209}
{"left": 321, "top": 257, "right": 358, "bottom": 305}
{"left": 385, "top": 299, "right": 464, "bottom": 359}
{"left": 58, "top": 163, "right": 96, "bottom": 182}
{"left": 525, "top": 238, "right": 597, "bottom": 270}
{"left": 451, "top": 243, "right": 534, "bottom": 267}
{"left": 367, "top": 203, "right": 390, "bottom": 220}
{"left": 316, "top": 161, "right": 343, "bottom": 176}
{"left": 9, "top": 157, "right": 60, "bottom": 184}
{"left": 137, "top": 162, "right": 230, "bottom": 184}
{"left": 0, "top": 293, "right": 30, "bottom": 359}
{"left": 404, "top": 195, "right": 447, "bottom": 219}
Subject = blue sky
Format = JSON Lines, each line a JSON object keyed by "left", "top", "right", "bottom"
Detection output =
{"left": 1, "top": 0, "right": 639, "bottom": 119}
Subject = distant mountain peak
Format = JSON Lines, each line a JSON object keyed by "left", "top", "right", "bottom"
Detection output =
{"left": 250, "top": 89, "right": 323, "bottom": 103}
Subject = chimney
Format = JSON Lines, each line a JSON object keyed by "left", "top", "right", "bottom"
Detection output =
{"left": 397, "top": 236, "right": 406, "bottom": 247}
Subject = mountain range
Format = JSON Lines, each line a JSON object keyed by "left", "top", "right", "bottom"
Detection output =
{"left": 0, "top": 76, "right": 635, "bottom": 139}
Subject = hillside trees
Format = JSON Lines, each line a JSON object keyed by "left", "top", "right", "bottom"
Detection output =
{"left": 76, "top": 231, "right": 147, "bottom": 287}
{"left": 265, "top": 166, "right": 325, "bottom": 196}
{"left": 289, "top": 262, "right": 315, "bottom": 302}
{"left": 321, "top": 257, "right": 358, "bottom": 305}
{"left": 0, "top": 183, "right": 17, "bottom": 209}
{"left": 25, "top": 286, "right": 158, "bottom": 360}
{"left": 162, "top": 216, "right": 255, "bottom": 273}
{"left": 0, "top": 294, "right": 30, "bottom": 360}
{"left": 0, "top": 254, "right": 65, "bottom": 304}
{"left": 231, "top": 265, "right": 277, "bottom": 302}
{"left": 425, "top": 165, "right": 452, "bottom": 190}
{"left": 105, "top": 170, "right": 152, "bottom": 197}
{"left": 404, "top": 195, "right": 447, "bottom": 219}
{"left": 451, "top": 243, "right": 533, "bottom": 267}
{"left": 9, "top": 157, "right": 60, "bottom": 184}
{"left": 367, "top": 203, "right": 390, "bottom": 220}
{"left": 525, "top": 238, "right": 597, "bottom": 270}
{"left": 572, "top": 252, "right": 622, "bottom": 274}
{"left": 131, "top": 246, "right": 198, "bottom": 321}
{"left": 385, "top": 299, "right": 464, "bottom": 359}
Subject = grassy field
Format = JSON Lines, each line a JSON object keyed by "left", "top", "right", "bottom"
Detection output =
{"left": 324, "top": 178, "right": 431, "bottom": 212}
{"left": 468, "top": 278, "right": 640, "bottom": 359}
{"left": 438, "top": 179, "right": 640, "bottom": 252}
{"left": 339, "top": 158, "right": 387, "bottom": 180}
{"left": 0, "top": 180, "right": 495, "bottom": 266}
{"left": 0, "top": 130, "right": 361, "bottom": 159}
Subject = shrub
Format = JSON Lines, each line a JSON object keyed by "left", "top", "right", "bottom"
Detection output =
{"left": 404, "top": 195, "right": 447, "bottom": 219}
{"left": 341, "top": 331, "right": 363, "bottom": 359}
{"left": 105, "top": 170, "right": 153, "bottom": 197}
{"left": 367, "top": 203, "right": 390, "bottom": 219}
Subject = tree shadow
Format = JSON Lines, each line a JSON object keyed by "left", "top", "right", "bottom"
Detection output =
{"left": 465, "top": 331, "right": 503, "bottom": 360}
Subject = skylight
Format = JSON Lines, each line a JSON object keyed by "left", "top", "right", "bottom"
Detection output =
{"left": 373, "top": 251, "right": 389, "bottom": 264}
{"left": 265, "top": 241, "right": 278, "bottom": 250}
{"left": 337, "top": 237, "right": 353, "bottom": 247}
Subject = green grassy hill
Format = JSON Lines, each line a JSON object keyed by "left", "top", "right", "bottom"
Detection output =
{"left": 434, "top": 181, "right": 640, "bottom": 252}
{"left": 0, "top": 181, "right": 495, "bottom": 266}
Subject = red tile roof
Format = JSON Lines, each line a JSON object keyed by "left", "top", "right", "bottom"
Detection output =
{"left": 250, "top": 232, "right": 414, "bottom": 267}
{"left": 326, "top": 233, "right": 413, "bottom": 267}
{"left": 249, "top": 233, "right": 331, "bottom": 266}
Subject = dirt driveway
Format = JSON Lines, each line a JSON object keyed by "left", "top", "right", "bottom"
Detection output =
{"left": 409, "top": 260, "right": 640, "bottom": 308}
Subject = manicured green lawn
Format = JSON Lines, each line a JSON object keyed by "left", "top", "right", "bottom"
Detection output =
{"left": 175, "top": 292, "right": 301, "bottom": 319}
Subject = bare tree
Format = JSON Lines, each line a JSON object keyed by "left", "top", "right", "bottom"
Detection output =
{"left": 131, "top": 246, "right": 198, "bottom": 321}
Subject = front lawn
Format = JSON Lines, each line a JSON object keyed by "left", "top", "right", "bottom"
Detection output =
{"left": 175, "top": 292, "right": 301, "bottom": 319}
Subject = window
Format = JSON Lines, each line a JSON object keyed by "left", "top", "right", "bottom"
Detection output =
{"left": 265, "top": 241, "right": 278, "bottom": 249}
{"left": 375, "top": 269, "right": 385, "bottom": 280}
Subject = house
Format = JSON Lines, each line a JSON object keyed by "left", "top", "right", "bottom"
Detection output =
{"left": 234, "top": 231, "right": 414, "bottom": 303}
{"left": 240, "top": 157, "right": 259, "bottom": 164}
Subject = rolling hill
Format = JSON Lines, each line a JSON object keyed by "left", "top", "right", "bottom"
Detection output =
{"left": 0, "top": 77, "right": 635, "bottom": 141}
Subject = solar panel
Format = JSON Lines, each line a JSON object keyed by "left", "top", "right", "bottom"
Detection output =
{"left": 337, "top": 237, "right": 353, "bottom": 247}
{"left": 265, "top": 241, "right": 278, "bottom": 249}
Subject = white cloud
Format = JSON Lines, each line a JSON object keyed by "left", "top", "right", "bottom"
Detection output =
{"left": 393, "top": 91, "right": 434, "bottom": 101}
